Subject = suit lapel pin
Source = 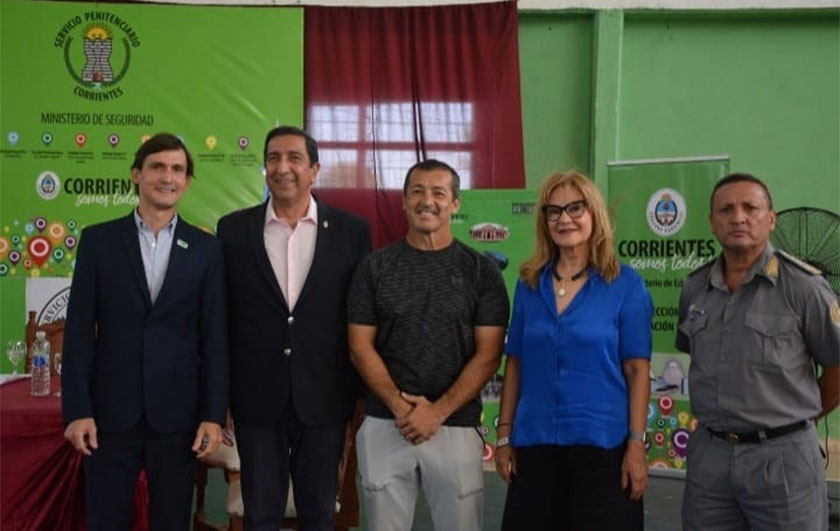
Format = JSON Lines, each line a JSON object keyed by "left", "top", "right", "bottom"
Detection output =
{"left": 322, "top": 220, "right": 329, "bottom": 229}
{"left": 177, "top": 239, "right": 189, "bottom": 249}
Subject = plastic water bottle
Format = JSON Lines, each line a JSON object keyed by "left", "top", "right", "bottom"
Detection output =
{"left": 30, "top": 331, "right": 51, "bottom": 397}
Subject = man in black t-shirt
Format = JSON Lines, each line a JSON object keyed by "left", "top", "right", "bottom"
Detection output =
{"left": 348, "top": 159, "right": 509, "bottom": 531}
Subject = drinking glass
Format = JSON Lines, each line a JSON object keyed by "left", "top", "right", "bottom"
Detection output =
{"left": 14, "top": 341, "right": 25, "bottom": 374}
{"left": 5, "top": 341, "right": 14, "bottom": 374}
{"left": 5, "top": 340, "right": 24, "bottom": 375}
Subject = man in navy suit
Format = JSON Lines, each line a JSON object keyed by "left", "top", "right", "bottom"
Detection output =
{"left": 62, "top": 133, "right": 229, "bottom": 531}
{"left": 217, "top": 126, "right": 372, "bottom": 530}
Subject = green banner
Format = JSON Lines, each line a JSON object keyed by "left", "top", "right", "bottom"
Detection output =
{"left": 609, "top": 156, "right": 728, "bottom": 472}
{"left": 453, "top": 190, "right": 537, "bottom": 298}
{"left": 453, "top": 189, "right": 536, "bottom": 463}
{"left": 609, "top": 157, "right": 727, "bottom": 353}
{"left": 0, "top": 0, "right": 302, "bottom": 278}
{"left": 0, "top": 0, "right": 302, "bottom": 368}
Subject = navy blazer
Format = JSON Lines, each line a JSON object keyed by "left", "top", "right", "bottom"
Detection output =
{"left": 217, "top": 199, "right": 372, "bottom": 427}
{"left": 62, "top": 213, "right": 229, "bottom": 433}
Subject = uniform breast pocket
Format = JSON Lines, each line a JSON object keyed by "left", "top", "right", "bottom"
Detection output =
{"left": 678, "top": 312, "right": 708, "bottom": 353}
{"left": 743, "top": 312, "right": 802, "bottom": 370}
{"left": 677, "top": 307, "right": 714, "bottom": 374}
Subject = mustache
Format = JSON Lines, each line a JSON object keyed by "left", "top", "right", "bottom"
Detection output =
{"left": 415, "top": 206, "right": 439, "bottom": 215}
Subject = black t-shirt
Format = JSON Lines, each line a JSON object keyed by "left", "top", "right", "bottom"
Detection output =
{"left": 348, "top": 238, "right": 510, "bottom": 426}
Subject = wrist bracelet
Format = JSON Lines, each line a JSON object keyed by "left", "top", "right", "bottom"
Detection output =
{"left": 497, "top": 422, "right": 513, "bottom": 427}
{"left": 628, "top": 431, "right": 649, "bottom": 444}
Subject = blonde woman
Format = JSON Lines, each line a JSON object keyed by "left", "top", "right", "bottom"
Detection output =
{"left": 495, "top": 171, "right": 653, "bottom": 530}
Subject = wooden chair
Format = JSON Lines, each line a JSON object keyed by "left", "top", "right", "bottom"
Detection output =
{"left": 194, "top": 441, "right": 244, "bottom": 531}
{"left": 194, "top": 399, "right": 364, "bottom": 531}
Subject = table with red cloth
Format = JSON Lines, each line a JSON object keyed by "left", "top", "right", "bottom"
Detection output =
{"left": 0, "top": 378, "right": 149, "bottom": 531}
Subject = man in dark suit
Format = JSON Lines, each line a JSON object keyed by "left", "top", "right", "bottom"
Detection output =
{"left": 62, "top": 133, "right": 229, "bottom": 531}
{"left": 217, "top": 125, "right": 372, "bottom": 530}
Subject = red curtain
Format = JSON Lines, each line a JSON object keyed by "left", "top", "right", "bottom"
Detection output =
{"left": 305, "top": 2, "right": 525, "bottom": 248}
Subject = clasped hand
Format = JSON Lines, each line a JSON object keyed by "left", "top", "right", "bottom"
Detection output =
{"left": 395, "top": 392, "right": 444, "bottom": 445}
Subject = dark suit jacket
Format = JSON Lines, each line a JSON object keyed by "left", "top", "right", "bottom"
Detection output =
{"left": 217, "top": 199, "right": 372, "bottom": 427}
{"left": 62, "top": 213, "right": 228, "bottom": 434}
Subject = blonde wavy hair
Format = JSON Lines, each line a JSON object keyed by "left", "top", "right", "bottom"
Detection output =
{"left": 519, "top": 171, "right": 620, "bottom": 288}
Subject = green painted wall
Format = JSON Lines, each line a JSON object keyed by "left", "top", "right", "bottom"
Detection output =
{"left": 620, "top": 12, "right": 840, "bottom": 212}
{"left": 519, "top": 12, "right": 594, "bottom": 186}
{"left": 518, "top": 9, "right": 840, "bottom": 215}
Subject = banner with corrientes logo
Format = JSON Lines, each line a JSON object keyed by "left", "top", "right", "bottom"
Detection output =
{"left": 0, "top": 0, "right": 302, "bottom": 367}
{"left": 609, "top": 156, "right": 728, "bottom": 473}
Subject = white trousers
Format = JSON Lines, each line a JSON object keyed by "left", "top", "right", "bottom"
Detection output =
{"left": 356, "top": 416, "right": 485, "bottom": 531}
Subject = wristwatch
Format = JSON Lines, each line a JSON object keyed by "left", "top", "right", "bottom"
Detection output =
{"left": 628, "top": 431, "right": 649, "bottom": 444}
{"left": 496, "top": 436, "right": 510, "bottom": 448}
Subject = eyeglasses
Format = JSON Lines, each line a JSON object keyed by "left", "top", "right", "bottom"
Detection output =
{"left": 542, "top": 200, "right": 588, "bottom": 222}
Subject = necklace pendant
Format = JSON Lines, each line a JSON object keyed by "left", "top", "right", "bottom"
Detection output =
{"left": 552, "top": 263, "right": 587, "bottom": 299}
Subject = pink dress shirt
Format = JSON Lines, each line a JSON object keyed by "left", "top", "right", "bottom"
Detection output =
{"left": 263, "top": 196, "right": 318, "bottom": 311}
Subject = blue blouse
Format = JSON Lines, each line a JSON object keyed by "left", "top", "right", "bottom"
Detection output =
{"left": 506, "top": 264, "right": 653, "bottom": 449}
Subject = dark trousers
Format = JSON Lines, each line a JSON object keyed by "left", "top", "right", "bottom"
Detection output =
{"left": 236, "top": 404, "right": 345, "bottom": 531}
{"left": 83, "top": 418, "right": 196, "bottom": 531}
{"left": 501, "top": 443, "right": 643, "bottom": 531}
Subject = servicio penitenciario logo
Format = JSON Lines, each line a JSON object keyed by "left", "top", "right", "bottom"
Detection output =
{"left": 55, "top": 12, "right": 141, "bottom": 101}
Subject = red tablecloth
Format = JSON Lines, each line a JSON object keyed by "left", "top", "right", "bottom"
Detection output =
{"left": 0, "top": 378, "right": 149, "bottom": 530}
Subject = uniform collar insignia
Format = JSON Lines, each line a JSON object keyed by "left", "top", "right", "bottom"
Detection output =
{"left": 764, "top": 255, "right": 778, "bottom": 278}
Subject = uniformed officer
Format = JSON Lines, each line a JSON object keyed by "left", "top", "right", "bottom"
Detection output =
{"left": 676, "top": 172, "right": 840, "bottom": 531}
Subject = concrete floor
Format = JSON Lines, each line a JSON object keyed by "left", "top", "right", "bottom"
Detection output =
{"left": 381, "top": 472, "right": 686, "bottom": 531}
{"left": 201, "top": 469, "right": 839, "bottom": 530}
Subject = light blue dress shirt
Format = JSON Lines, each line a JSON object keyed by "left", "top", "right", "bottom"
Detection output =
{"left": 506, "top": 264, "right": 653, "bottom": 449}
{"left": 134, "top": 210, "right": 177, "bottom": 304}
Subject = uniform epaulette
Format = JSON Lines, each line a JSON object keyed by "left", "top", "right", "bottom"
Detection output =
{"left": 687, "top": 258, "right": 714, "bottom": 277}
{"left": 777, "top": 250, "right": 822, "bottom": 275}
